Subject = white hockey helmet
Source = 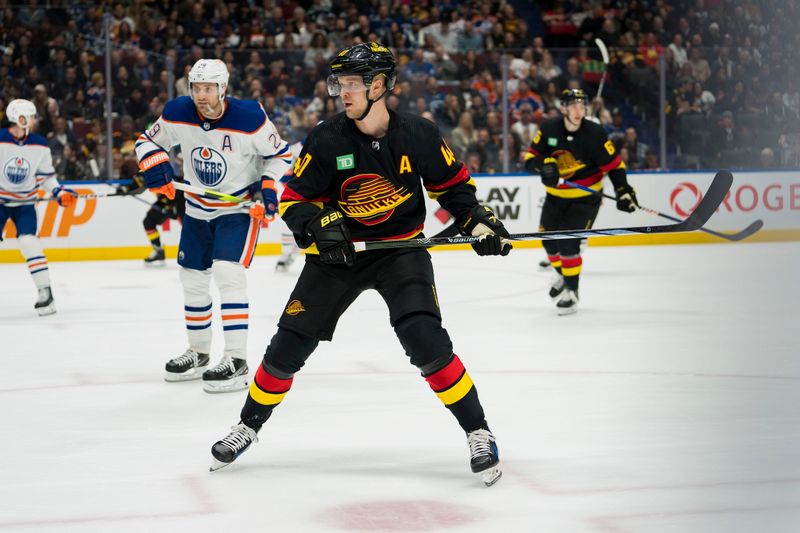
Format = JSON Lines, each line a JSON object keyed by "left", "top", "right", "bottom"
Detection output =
{"left": 6, "top": 99, "right": 38, "bottom": 125}
{"left": 188, "top": 59, "right": 229, "bottom": 101}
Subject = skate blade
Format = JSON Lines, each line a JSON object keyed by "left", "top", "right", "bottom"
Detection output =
{"left": 164, "top": 365, "right": 208, "bottom": 382}
{"left": 144, "top": 261, "right": 167, "bottom": 267}
{"left": 479, "top": 466, "right": 502, "bottom": 487}
{"left": 36, "top": 304, "right": 56, "bottom": 316}
{"left": 209, "top": 458, "right": 233, "bottom": 472}
{"left": 202, "top": 375, "right": 248, "bottom": 394}
{"left": 557, "top": 306, "right": 578, "bottom": 316}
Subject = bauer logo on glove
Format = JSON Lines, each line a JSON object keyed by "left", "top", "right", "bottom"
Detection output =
{"left": 458, "top": 205, "right": 512, "bottom": 256}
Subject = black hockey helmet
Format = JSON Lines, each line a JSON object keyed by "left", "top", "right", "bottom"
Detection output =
{"left": 560, "top": 88, "right": 588, "bottom": 106}
{"left": 328, "top": 42, "right": 397, "bottom": 96}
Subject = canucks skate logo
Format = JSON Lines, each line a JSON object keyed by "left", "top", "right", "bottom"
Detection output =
{"left": 551, "top": 149, "right": 586, "bottom": 179}
{"left": 3, "top": 157, "right": 31, "bottom": 184}
{"left": 191, "top": 146, "right": 227, "bottom": 187}
{"left": 338, "top": 174, "right": 412, "bottom": 226}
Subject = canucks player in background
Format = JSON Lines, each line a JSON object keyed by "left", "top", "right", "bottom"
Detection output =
{"left": 524, "top": 89, "right": 638, "bottom": 315}
{"left": 0, "top": 99, "right": 77, "bottom": 315}
{"left": 135, "top": 59, "right": 292, "bottom": 392}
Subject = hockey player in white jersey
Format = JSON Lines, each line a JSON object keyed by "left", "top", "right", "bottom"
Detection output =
{"left": 135, "top": 59, "right": 292, "bottom": 392}
{"left": 0, "top": 99, "right": 77, "bottom": 315}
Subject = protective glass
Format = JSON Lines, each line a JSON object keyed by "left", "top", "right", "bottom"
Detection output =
{"left": 327, "top": 75, "right": 368, "bottom": 97}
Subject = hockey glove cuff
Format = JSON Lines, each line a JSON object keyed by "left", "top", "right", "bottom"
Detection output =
{"left": 259, "top": 178, "right": 279, "bottom": 217}
{"left": 458, "top": 205, "right": 512, "bottom": 256}
{"left": 52, "top": 186, "right": 77, "bottom": 207}
{"left": 615, "top": 184, "right": 638, "bottom": 213}
{"left": 306, "top": 208, "right": 355, "bottom": 266}
{"left": 540, "top": 157, "right": 560, "bottom": 188}
{"left": 139, "top": 150, "right": 174, "bottom": 191}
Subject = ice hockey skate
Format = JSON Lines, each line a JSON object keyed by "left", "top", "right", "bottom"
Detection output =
{"left": 556, "top": 289, "right": 579, "bottom": 316}
{"left": 210, "top": 423, "right": 258, "bottom": 471}
{"left": 202, "top": 356, "right": 249, "bottom": 393}
{"left": 467, "top": 427, "right": 502, "bottom": 487}
{"left": 164, "top": 348, "right": 209, "bottom": 382}
{"left": 274, "top": 253, "right": 294, "bottom": 272}
{"left": 34, "top": 287, "right": 56, "bottom": 316}
{"left": 549, "top": 272, "right": 565, "bottom": 301}
{"left": 144, "top": 246, "right": 166, "bottom": 265}
{"left": 537, "top": 258, "right": 551, "bottom": 271}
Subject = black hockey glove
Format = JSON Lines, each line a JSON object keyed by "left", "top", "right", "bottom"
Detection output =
{"left": 614, "top": 184, "right": 639, "bottom": 213}
{"left": 458, "top": 205, "right": 512, "bottom": 256}
{"left": 306, "top": 207, "right": 355, "bottom": 266}
{"left": 540, "top": 157, "right": 560, "bottom": 188}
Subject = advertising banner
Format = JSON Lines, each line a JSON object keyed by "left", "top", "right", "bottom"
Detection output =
{"left": 2, "top": 171, "right": 798, "bottom": 262}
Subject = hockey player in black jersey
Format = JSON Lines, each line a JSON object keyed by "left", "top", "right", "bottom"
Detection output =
{"left": 524, "top": 89, "right": 638, "bottom": 315}
{"left": 211, "top": 42, "right": 509, "bottom": 486}
{"left": 118, "top": 173, "right": 185, "bottom": 263}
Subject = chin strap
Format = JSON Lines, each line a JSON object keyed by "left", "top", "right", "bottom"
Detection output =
{"left": 356, "top": 87, "right": 390, "bottom": 121}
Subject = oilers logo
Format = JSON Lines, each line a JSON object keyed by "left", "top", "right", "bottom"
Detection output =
{"left": 191, "top": 146, "right": 227, "bottom": 186}
{"left": 3, "top": 157, "right": 31, "bottom": 185}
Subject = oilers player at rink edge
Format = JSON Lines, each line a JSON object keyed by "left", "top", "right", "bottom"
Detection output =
{"left": 211, "top": 43, "right": 507, "bottom": 486}
{"left": 0, "top": 98, "right": 77, "bottom": 315}
{"left": 135, "top": 59, "right": 292, "bottom": 393}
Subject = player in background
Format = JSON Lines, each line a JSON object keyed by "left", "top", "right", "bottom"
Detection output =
{"left": 275, "top": 114, "right": 324, "bottom": 272}
{"left": 524, "top": 89, "right": 637, "bottom": 315}
{"left": 274, "top": 137, "right": 303, "bottom": 272}
{"left": 135, "top": 59, "right": 291, "bottom": 392}
{"left": 210, "top": 43, "right": 509, "bottom": 486}
{"left": 117, "top": 173, "right": 185, "bottom": 264}
{"left": 0, "top": 99, "right": 77, "bottom": 315}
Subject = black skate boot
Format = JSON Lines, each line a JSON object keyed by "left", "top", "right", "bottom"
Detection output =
{"left": 210, "top": 422, "right": 259, "bottom": 471}
{"left": 274, "top": 253, "right": 294, "bottom": 272}
{"left": 202, "top": 356, "right": 249, "bottom": 393}
{"left": 34, "top": 287, "right": 56, "bottom": 316}
{"left": 548, "top": 272, "right": 565, "bottom": 301}
{"left": 556, "top": 289, "right": 579, "bottom": 316}
{"left": 467, "top": 425, "right": 502, "bottom": 487}
{"left": 537, "top": 258, "right": 551, "bottom": 271}
{"left": 144, "top": 246, "right": 166, "bottom": 264}
{"left": 164, "top": 349, "right": 210, "bottom": 382}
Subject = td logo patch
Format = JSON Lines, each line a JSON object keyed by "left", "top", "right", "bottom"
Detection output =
{"left": 336, "top": 154, "right": 355, "bottom": 170}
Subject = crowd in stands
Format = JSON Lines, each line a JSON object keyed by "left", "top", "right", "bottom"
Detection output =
{"left": 0, "top": 0, "right": 797, "bottom": 182}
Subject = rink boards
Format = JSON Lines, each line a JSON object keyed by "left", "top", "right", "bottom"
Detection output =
{"left": 2, "top": 170, "right": 799, "bottom": 262}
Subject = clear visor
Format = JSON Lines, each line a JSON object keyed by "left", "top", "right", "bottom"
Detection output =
{"left": 327, "top": 75, "right": 368, "bottom": 97}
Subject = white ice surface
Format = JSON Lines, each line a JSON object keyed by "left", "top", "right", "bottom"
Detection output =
{"left": 1, "top": 242, "right": 799, "bottom": 533}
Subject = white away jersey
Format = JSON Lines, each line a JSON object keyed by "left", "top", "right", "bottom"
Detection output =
{"left": 135, "top": 96, "right": 292, "bottom": 220}
{"left": 0, "top": 129, "right": 58, "bottom": 202}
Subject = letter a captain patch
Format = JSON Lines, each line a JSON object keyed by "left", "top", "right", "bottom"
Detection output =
{"left": 336, "top": 154, "right": 355, "bottom": 170}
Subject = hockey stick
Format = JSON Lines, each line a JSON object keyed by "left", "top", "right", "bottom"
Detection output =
{"left": 560, "top": 176, "right": 763, "bottom": 242}
{"left": 171, "top": 180, "right": 275, "bottom": 226}
{"left": 172, "top": 180, "right": 256, "bottom": 206}
{"left": 353, "top": 170, "right": 733, "bottom": 251}
{"left": 3, "top": 190, "right": 136, "bottom": 207}
{"left": 594, "top": 38, "right": 610, "bottom": 103}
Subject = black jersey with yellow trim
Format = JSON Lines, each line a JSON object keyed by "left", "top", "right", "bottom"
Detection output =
{"left": 525, "top": 116, "right": 624, "bottom": 199}
{"left": 280, "top": 110, "right": 479, "bottom": 248}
